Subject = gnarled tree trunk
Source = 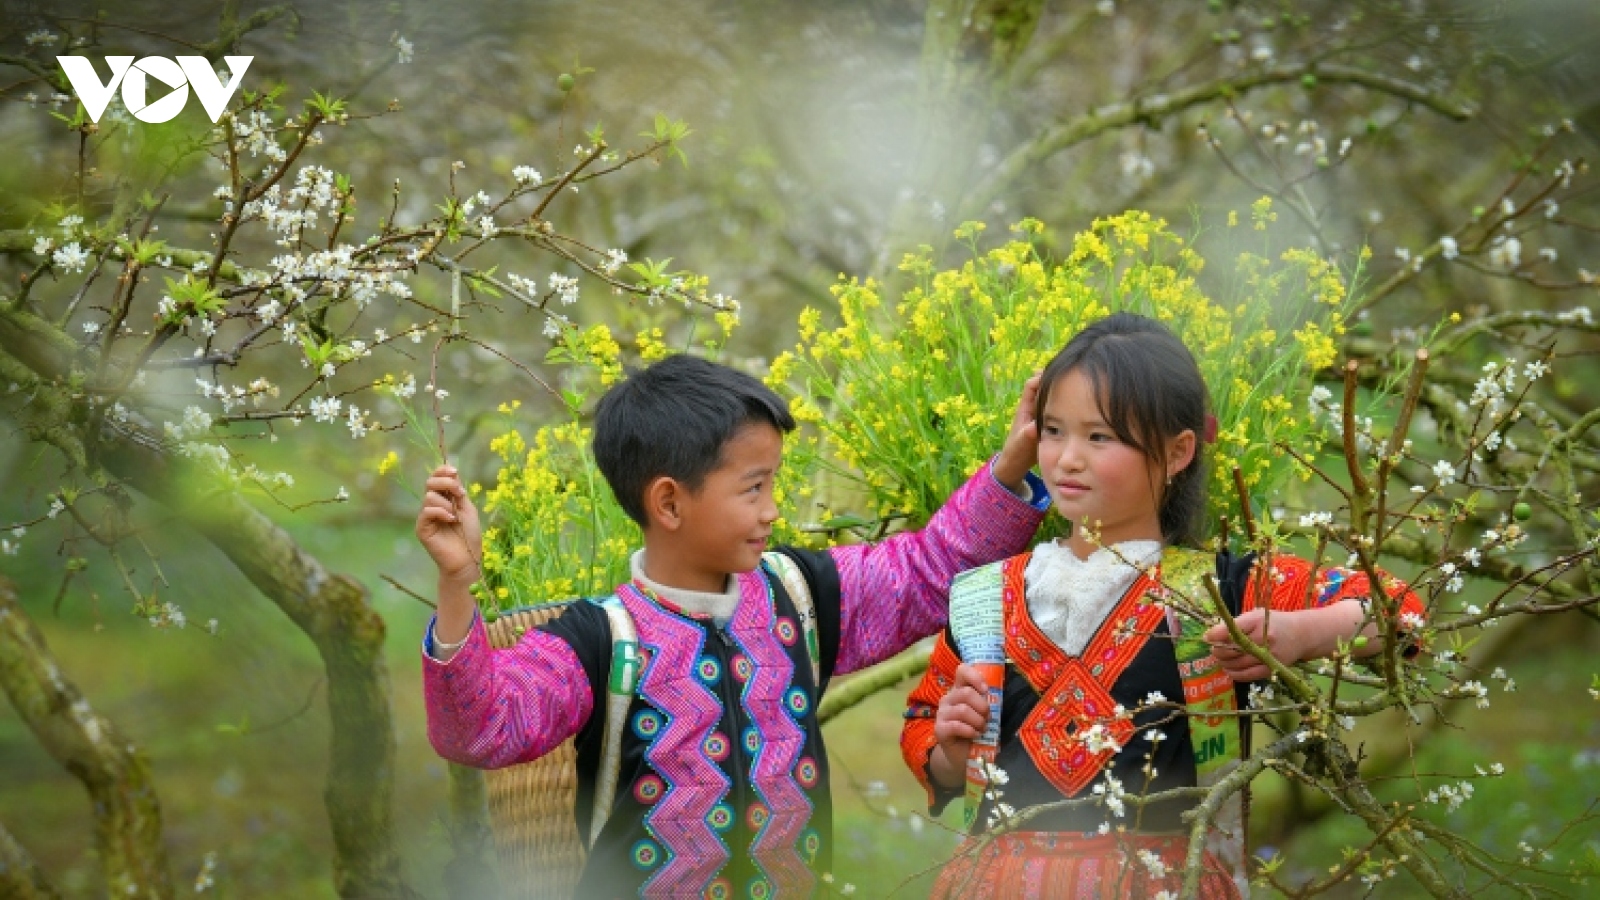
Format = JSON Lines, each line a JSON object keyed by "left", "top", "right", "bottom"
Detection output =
{"left": 0, "top": 578, "right": 171, "bottom": 899}
{"left": 0, "top": 304, "right": 416, "bottom": 898}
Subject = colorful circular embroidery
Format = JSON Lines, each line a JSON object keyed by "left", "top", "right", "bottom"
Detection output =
{"left": 632, "top": 774, "right": 664, "bottom": 805}
{"left": 799, "top": 827, "right": 822, "bottom": 861}
{"left": 732, "top": 654, "right": 753, "bottom": 682}
{"left": 774, "top": 617, "right": 798, "bottom": 645}
{"left": 707, "top": 801, "right": 735, "bottom": 833}
{"left": 794, "top": 757, "right": 820, "bottom": 789}
{"left": 785, "top": 687, "right": 810, "bottom": 717}
{"left": 704, "top": 731, "right": 731, "bottom": 762}
{"left": 706, "top": 878, "right": 732, "bottom": 900}
{"left": 631, "top": 709, "right": 663, "bottom": 741}
{"left": 696, "top": 656, "right": 721, "bottom": 684}
{"left": 743, "top": 727, "right": 761, "bottom": 755}
{"left": 631, "top": 839, "right": 661, "bottom": 869}
{"left": 746, "top": 802, "right": 770, "bottom": 831}
{"left": 747, "top": 876, "right": 772, "bottom": 899}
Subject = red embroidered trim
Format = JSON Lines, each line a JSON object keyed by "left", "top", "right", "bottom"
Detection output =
{"left": 1010, "top": 565, "right": 1167, "bottom": 799}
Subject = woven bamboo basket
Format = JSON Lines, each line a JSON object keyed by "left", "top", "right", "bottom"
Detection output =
{"left": 483, "top": 603, "right": 586, "bottom": 899}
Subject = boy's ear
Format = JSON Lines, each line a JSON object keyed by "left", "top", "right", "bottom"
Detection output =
{"left": 643, "top": 476, "right": 684, "bottom": 532}
{"left": 1167, "top": 429, "right": 1197, "bottom": 479}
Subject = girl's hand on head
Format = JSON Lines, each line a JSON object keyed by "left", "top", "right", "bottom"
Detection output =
{"left": 932, "top": 663, "right": 993, "bottom": 779}
{"left": 993, "top": 371, "right": 1043, "bottom": 492}
{"left": 415, "top": 464, "right": 483, "bottom": 584}
{"left": 1204, "top": 608, "right": 1307, "bottom": 682}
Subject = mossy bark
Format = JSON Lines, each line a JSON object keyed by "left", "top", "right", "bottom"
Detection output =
{"left": 0, "top": 578, "right": 172, "bottom": 899}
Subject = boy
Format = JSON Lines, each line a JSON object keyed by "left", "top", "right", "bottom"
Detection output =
{"left": 417, "top": 354, "right": 1051, "bottom": 897}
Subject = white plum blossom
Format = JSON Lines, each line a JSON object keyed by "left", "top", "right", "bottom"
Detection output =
{"left": 1433, "top": 460, "right": 1456, "bottom": 485}
{"left": 394, "top": 35, "right": 414, "bottom": 65}
{"left": 1424, "top": 781, "right": 1474, "bottom": 812}
{"left": 52, "top": 242, "right": 89, "bottom": 273}
{"left": 1091, "top": 773, "right": 1127, "bottom": 817}
{"left": 549, "top": 272, "right": 580, "bottom": 305}
{"left": 1299, "top": 511, "right": 1334, "bottom": 528}
{"left": 1438, "top": 236, "right": 1459, "bottom": 260}
{"left": 1488, "top": 237, "right": 1521, "bottom": 268}
{"left": 601, "top": 248, "right": 629, "bottom": 275}
{"left": 512, "top": 166, "right": 542, "bottom": 185}
{"left": 1462, "top": 680, "right": 1489, "bottom": 708}
{"left": 309, "top": 395, "right": 343, "bottom": 423}
{"left": 346, "top": 405, "right": 369, "bottom": 439}
{"left": 1136, "top": 849, "right": 1169, "bottom": 879}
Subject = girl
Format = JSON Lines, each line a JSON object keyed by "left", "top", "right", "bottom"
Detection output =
{"left": 900, "top": 313, "right": 1423, "bottom": 899}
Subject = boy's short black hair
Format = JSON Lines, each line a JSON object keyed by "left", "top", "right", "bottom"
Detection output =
{"left": 593, "top": 354, "right": 796, "bottom": 526}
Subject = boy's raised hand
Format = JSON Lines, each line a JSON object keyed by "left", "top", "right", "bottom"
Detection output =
{"left": 415, "top": 465, "right": 483, "bottom": 585}
{"left": 993, "top": 372, "right": 1043, "bottom": 493}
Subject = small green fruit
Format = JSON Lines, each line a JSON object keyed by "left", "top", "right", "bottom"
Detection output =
{"left": 557, "top": 73, "right": 575, "bottom": 92}
{"left": 1513, "top": 501, "right": 1532, "bottom": 522}
{"left": 1353, "top": 635, "right": 1368, "bottom": 649}
{"left": 483, "top": 607, "right": 499, "bottom": 623}
{"left": 1301, "top": 73, "right": 1318, "bottom": 89}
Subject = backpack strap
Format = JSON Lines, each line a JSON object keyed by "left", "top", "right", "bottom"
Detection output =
{"left": 590, "top": 594, "right": 639, "bottom": 847}
{"left": 762, "top": 551, "right": 820, "bottom": 689}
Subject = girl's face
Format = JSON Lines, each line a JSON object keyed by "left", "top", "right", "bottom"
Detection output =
{"left": 1036, "top": 369, "right": 1182, "bottom": 557}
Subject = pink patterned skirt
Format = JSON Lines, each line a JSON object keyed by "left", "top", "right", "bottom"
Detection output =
{"left": 930, "top": 832, "right": 1243, "bottom": 900}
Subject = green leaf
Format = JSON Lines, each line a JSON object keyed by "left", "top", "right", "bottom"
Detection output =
{"left": 304, "top": 89, "right": 346, "bottom": 119}
{"left": 641, "top": 114, "right": 692, "bottom": 167}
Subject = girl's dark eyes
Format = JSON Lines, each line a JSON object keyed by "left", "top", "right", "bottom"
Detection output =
{"left": 1089, "top": 432, "right": 1113, "bottom": 443}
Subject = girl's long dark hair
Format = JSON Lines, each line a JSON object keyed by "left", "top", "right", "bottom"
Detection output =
{"left": 1034, "top": 312, "right": 1210, "bottom": 546}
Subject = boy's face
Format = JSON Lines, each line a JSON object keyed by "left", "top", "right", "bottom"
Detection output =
{"left": 674, "top": 422, "right": 784, "bottom": 575}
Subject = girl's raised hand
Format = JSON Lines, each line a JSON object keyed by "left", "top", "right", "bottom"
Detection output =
{"left": 415, "top": 465, "right": 483, "bottom": 584}
{"left": 993, "top": 372, "right": 1043, "bottom": 492}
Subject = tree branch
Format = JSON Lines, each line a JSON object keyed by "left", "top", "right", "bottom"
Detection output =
{"left": 963, "top": 61, "right": 1473, "bottom": 220}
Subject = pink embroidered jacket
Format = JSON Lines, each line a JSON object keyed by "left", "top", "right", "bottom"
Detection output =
{"left": 422, "top": 460, "right": 1049, "bottom": 897}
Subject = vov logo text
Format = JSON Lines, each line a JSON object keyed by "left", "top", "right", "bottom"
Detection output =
{"left": 56, "top": 56, "right": 253, "bottom": 124}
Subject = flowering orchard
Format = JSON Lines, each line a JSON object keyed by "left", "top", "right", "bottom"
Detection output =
{"left": 0, "top": 19, "right": 711, "bottom": 897}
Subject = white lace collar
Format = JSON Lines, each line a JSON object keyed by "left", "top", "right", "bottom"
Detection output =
{"left": 1023, "top": 539, "right": 1162, "bottom": 657}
